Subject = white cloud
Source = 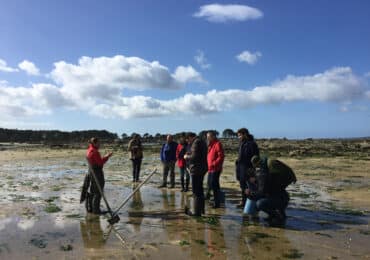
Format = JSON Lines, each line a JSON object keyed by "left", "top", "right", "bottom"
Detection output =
{"left": 0, "top": 62, "right": 368, "bottom": 120}
{"left": 50, "top": 55, "right": 204, "bottom": 104}
{"left": 18, "top": 60, "right": 40, "bottom": 75}
{"left": 236, "top": 50, "right": 262, "bottom": 65}
{"left": 194, "top": 50, "right": 211, "bottom": 69}
{"left": 194, "top": 4, "right": 263, "bottom": 23}
{"left": 86, "top": 67, "right": 368, "bottom": 119}
{"left": 0, "top": 59, "right": 18, "bottom": 72}
{"left": 173, "top": 65, "right": 206, "bottom": 84}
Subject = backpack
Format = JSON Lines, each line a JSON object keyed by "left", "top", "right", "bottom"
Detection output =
{"left": 263, "top": 158, "right": 297, "bottom": 190}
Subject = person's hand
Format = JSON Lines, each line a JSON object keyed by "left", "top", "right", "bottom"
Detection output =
{"left": 106, "top": 152, "right": 113, "bottom": 158}
{"left": 184, "top": 154, "right": 189, "bottom": 159}
{"left": 245, "top": 189, "right": 250, "bottom": 196}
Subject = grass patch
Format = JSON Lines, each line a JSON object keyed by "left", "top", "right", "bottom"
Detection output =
{"left": 359, "top": 230, "right": 370, "bottom": 235}
{"left": 66, "top": 214, "right": 81, "bottom": 219}
{"left": 44, "top": 196, "right": 59, "bottom": 203}
{"left": 51, "top": 185, "right": 63, "bottom": 191}
{"left": 247, "top": 232, "right": 272, "bottom": 244}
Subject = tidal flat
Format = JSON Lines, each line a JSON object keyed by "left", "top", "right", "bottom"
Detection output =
{"left": 0, "top": 140, "right": 369, "bottom": 259}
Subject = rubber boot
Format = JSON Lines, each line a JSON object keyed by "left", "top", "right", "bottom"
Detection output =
{"left": 92, "top": 195, "right": 103, "bottom": 214}
{"left": 237, "top": 191, "right": 247, "bottom": 208}
{"left": 194, "top": 196, "right": 202, "bottom": 217}
{"left": 85, "top": 192, "right": 93, "bottom": 213}
{"left": 200, "top": 197, "right": 205, "bottom": 214}
{"left": 181, "top": 178, "right": 185, "bottom": 192}
{"left": 213, "top": 190, "right": 220, "bottom": 208}
{"left": 185, "top": 179, "right": 189, "bottom": 192}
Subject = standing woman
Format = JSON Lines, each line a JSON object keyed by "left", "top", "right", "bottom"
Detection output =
{"left": 128, "top": 134, "right": 144, "bottom": 182}
{"left": 235, "top": 128, "right": 259, "bottom": 208}
{"left": 176, "top": 134, "right": 190, "bottom": 192}
{"left": 86, "top": 137, "right": 113, "bottom": 214}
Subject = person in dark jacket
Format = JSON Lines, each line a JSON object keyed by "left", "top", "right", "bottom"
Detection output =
{"left": 128, "top": 134, "right": 143, "bottom": 182}
{"left": 184, "top": 132, "right": 208, "bottom": 216}
{"left": 159, "top": 134, "right": 178, "bottom": 188}
{"left": 86, "top": 137, "right": 113, "bottom": 214}
{"left": 235, "top": 128, "right": 259, "bottom": 208}
{"left": 176, "top": 134, "right": 190, "bottom": 192}
{"left": 247, "top": 155, "right": 290, "bottom": 223}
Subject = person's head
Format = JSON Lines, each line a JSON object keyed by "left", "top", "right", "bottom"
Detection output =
{"left": 251, "top": 155, "right": 261, "bottom": 168}
{"left": 166, "top": 134, "right": 173, "bottom": 143}
{"left": 179, "top": 133, "right": 186, "bottom": 144}
{"left": 206, "top": 131, "right": 217, "bottom": 143}
{"left": 186, "top": 132, "right": 196, "bottom": 144}
{"left": 88, "top": 137, "right": 100, "bottom": 148}
{"left": 237, "top": 128, "right": 253, "bottom": 141}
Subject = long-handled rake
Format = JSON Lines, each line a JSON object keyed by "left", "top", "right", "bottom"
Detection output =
{"left": 110, "top": 168, "right": 157, "bottom": 222}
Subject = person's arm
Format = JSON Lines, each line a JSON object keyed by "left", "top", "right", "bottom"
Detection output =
{"left": 160, "top": 144, "right": 165, "bottom": 162}
{"left": 188, "top": 139, "right": 200, "bottom": 163}
{"left": 88, "top": 150, "right": 111, "bottom": 166}
{"left": 127, "top": 140, "right": 132, "bottom": 152}
{"left": 248, "top": 169, "right": 267, "bottom": 200}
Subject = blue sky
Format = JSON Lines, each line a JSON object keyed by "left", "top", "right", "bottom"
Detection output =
{"left": 0, "top": 0, "right": 369, "bottom": 138}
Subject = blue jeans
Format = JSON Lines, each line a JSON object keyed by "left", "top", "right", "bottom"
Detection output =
{"left": 256, "top": 191, "right": 290, "bottom": 217}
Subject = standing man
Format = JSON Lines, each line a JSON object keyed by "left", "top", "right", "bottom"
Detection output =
{"left": 128, "top": 134, "right": 143, "bottom": 183}
{"left": 86, "top": 137, "right": 113, "bottom": 214}
{"left": 207, "top": 131, "right": 225, "bottom": 208}
{"left": 235, "top": 128, "right": 259, "bottom": 208}
{"left": 184, "top": 132, "right": 208, "bottom": 216}
{"left": 176, "top": 134, "right": 190, "bottom": 192}
{"left": 159, "top": 134, "right": 178, "bottom": 188}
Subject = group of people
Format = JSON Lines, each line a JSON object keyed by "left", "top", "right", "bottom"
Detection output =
{"left": 82, "top": 127, "right": 295, "bottom": 223}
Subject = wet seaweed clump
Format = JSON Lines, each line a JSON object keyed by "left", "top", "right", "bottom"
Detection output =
{"left": 247, "top": 232, "right": 272, "bottom": 244}
{"left": 60, "top": 244, "right": 73, "bottom": 251}
{"left": 179, "top": 240, "right": 190, "bottom": 246}
{"left": 44, "top": 203, "right": 61, "bottom": 213}
{"left": 196, "top": 216, "right": 219, "bottom": 226}
{"left": 29, "top": 235, "right": 48, "bottom": 249}
{"left": 282, "top": 248, "right": 304, "bottom": 259}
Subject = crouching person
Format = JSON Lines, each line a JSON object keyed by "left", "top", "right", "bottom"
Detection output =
{"left": 247, "top": 155, "right": 296, "bottom": 224}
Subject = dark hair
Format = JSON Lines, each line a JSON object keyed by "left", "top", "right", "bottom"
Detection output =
{"left": 207, "top": 130, "right": 217, "bottom": 138}
{"left": 186, "top": 132, "right": 196, "bottom": 138}
{"left": 88, "top": 137, "right": 98, "bottom": 144}
{"left": 237, "top": 128, "right": 254, "bottom": 141}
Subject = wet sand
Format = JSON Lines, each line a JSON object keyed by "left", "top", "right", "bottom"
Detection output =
{"left": 0, "top": 146, "right": 369, "bottom": 259}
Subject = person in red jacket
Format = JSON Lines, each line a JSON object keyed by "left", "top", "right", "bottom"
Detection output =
{"left": 206, "top": 131, "right": 225, "bottom": 208}
{"left": 86, "top": 137, "right": 113, "bottom": 214}
{"left": 176, "top": 134, "right": 189, "bottom": 192}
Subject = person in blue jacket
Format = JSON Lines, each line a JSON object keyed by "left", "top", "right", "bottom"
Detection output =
{"left": 159, "top": 134, "right": 178, "bottom": 188}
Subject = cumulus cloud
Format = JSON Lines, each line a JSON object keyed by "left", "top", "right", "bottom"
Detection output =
{"left": 50, "top": 55, "right": 204, "bottom": 104}
{"left": 0, "top": 59, "right": 18, "bottom": 72}
{"left": 0, "top": 61, "right": 368, "bottom": 120}
{"left": 194, "top": 50, "right": 211, "bottom": 69}
{"left": 18, "top": 60, "right": 40, "bottom": 75}
{"left": 194, "top": 4, "right": 263, "bottom": 23}
{"left": 236, "top": 50, "right": 262, "bottom": 65}
{"left": 86, "top": 67, "right": 368, "bottom": 119}
{"left": 173, "top": 65, "right": 206, "bottom": 83}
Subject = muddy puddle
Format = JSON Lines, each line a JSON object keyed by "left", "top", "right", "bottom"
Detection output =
{"left": 0, "top": 151, "right": 370, "bottom": 259}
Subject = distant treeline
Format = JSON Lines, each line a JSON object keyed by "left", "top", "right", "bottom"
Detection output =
{"left": 0, "top": 128, "right": 239, "bottom": 144}
{"left": 0, "top": 128, "right": 119, "bottom": 144}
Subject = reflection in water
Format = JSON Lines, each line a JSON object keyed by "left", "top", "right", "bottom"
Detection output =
{"left": 128, "top": 183, "right": 144, "bottom": 232}
{"left": 80, "top": 215, "right": 106, "bottom": 249}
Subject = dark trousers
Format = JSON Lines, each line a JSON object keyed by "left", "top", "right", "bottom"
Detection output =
{"left": 238, "top": 165, "right": 254, "bottom": 204}
{"left": 179, "top": 167, "right": 190, "bottom": 189}
{"left": 162, "top": 161, "right": 175, "bottom": 186}
{"left": 89, "top": 168, "right": 105, "bottom": 213}
{"left": 208, "top": 171, "right": 221, "bottom": 207}
{"left": 256, "top": 191, "right": 290, "bottom": 217}
{"left": 191, "top": 173, "right": 205, "bottom": 216}
{"left": 131, "top": 158, "right": 142, "bottom": 181}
